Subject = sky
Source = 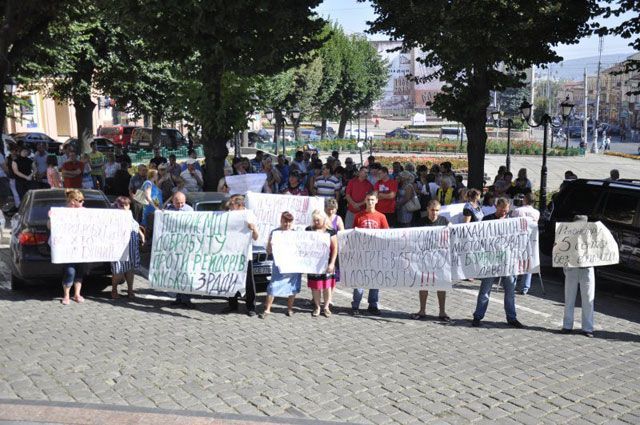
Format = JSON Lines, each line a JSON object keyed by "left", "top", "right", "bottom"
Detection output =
{"left": 314, "top": 0, "right": 637, "bottom": 61}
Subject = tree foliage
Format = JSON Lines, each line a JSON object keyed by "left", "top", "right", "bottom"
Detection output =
{"left": 595, "top": 0, "right": 640, "bottom": 95}
{"left": 366, "top": 0, "right": 597, "bottom": 189}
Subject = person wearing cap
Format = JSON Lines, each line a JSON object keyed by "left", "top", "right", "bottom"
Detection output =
{"left": 560, "top": 215, "right": 596, "bottom": 338}
{"left": 181, "top": 149, "right": 203, "bottom": 173}
{"left": 180, "top": 158, "right": 203, "bottom": 192}
{"left": 281, "top": 170, "right": 308, "bottom": 196}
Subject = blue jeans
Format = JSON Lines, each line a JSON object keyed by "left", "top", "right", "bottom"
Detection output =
{"left": 473, "top": 275, "right": 517, "bottom": 322}
{"left": 517, "top": 273, "right": 532, "bottom": 294}
{"left": 62, "top": 264, "right": 85, "bottom": 287}
{"left": 352, "top": 289, "right": 379, "bottom": 310}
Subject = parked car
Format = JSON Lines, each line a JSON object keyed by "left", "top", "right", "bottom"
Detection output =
{"left": 129, "top": 127, "right": 188, "bottom": 151}
{"left": 539, "top": 179, "right": 640, "bottom": 288}
{"left": 313, "top": 125, "right": 336, "bottom": 140}
{"left": 345, "top": 128, "right": 374, "bottom": 141}
{"left": 185, "top": 192, "right": 273, "bottom": 293}
{"left": 385, "top": 127, "right": 420, "bottom": 140}
{"left": 440, "top": 127, "right": 466, "bottom": 141}
{"left": 10, "top": 132, "right": 62, "bottom": 154}
{"left": 248, "top": 129, "right": 272, "bottom": 146}
{"left": 61, "top": 137, "right": 114, "bottom": 153}
{"left": 300, "top": 129, "right": 321, "bottom": 142}
{"left": 9, "top": 189, "right": 112, "bottom": 290}
{"left": 97, "top": 125, "right": 138, "bottom": 147}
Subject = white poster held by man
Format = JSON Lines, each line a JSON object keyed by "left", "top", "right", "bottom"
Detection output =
{"left": 271, "top": 230, "right": 330, "bottom": 274}
{"left": 245, "top": 192, "right": 324, "bottom": 247}
{"left": 450, "top": 217, "right": 540, "bottom": 280}
{"left": 49, "top": 207, "right": 132, "bottom": 264}
{"left": 338, "top": 226, "right": 452, "bottom": 290}
{"left": 439, "top": 203, "right": 465, "bottom": 224}
{"left": 148, "top": 210, "right": 253, "bottom": 296}
{"left": 552, "top": 221, "right": 619, "bottom": 268}
{"left": 226, "top": 174, "right": 267, "bottom": 195}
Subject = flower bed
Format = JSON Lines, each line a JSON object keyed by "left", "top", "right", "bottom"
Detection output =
{"left": 604, "top": 151, "right": 640, "bottom": 160}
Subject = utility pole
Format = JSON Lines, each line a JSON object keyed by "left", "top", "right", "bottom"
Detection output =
{"left": 583, "top": 68, "right": 588, "bottom": 150}
{"left": 592, "top": 36, "right": 603, "bottom": 153}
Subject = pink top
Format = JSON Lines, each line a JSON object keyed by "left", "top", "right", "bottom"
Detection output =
{"left": 47, "top": 167, "right": 63, "bottom": 188}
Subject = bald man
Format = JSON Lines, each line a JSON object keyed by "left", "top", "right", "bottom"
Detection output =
{"left": 166, "top": 191, "right": 194, "bottom": 307}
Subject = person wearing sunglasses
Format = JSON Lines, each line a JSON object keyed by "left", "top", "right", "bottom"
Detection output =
{"left": 60, "top": 189, "right": 86, "bottom": 305}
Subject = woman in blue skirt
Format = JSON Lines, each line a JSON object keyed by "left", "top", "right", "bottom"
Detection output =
{"left": 259, "top": 211, "right": 301, "bottom": 318}
{"left": 111, "top": 196, "right": 145, "bottom": 299}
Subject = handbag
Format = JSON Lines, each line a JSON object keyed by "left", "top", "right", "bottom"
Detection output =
{"left": 405, "top": 194, "right": 421, "bottom": 212}
{"left": 133, "top": 188, "right": 149, "bottom": 206}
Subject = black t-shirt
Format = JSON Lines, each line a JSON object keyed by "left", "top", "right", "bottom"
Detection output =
{"left": 109, "top": 169, "right": 131, "bottom": 197}
{"left": 424, "top": 216, "right": 449, "bottom": 227}
{"left": 149, "top": 156, "right": 167, "bottom": 168}
{"left": 115, "top": 153, "right": 132, "bottom": 166}
{"left": 15, "top": 156, "right": 33, "bottom": 180}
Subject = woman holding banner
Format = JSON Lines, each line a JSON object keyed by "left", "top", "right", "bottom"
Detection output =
{"left": 305, "top": 210, "right": 338, "bottom": 317}
{"left": 260, "top": 212, "right": 301, "bottom": 318}
{"left": 58, "top": 189, "right": 86, "bottom": 305}
{"left": 462, "top": 189, "right": 483, "bottom": 223}
{"left": 110, "top": 196, "right": 145, "bottom": 299}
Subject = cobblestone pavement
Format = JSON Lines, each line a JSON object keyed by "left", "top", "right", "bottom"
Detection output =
{"left": 1, "top": 247, "right": 640, "bottom": 424}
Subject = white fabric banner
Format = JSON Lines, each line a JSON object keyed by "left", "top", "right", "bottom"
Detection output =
{"left": 552, "top": 221, "right": 619, "bottom": 268}
{"left": 148, "top": 210, "right": 252, "bottom": 296}
{"left": 271, "top": 230, "right": 330, "bottom": 274}
{"left": 245, "top": 192, "right": 324, "bottom": 247}
{"left": 338, "top": 226, "right": 452, "bottom": 290}
{"left": 439, "top": 203, "right": 465, "bottom": 224}
{"left": 49, "top": 208, "right": 131, "bottom": 264}
{"left": 226, "top": 174, "right": 267, "bottom": 195}
{"left": 450, "top": 217, "right": 540, "bottom": 280}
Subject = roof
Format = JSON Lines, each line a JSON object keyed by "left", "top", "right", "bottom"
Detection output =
{"left": 29, "top": 188, "right": 108, "bottom": 201}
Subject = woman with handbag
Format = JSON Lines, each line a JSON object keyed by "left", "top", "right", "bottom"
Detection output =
{"left": 396, "top": 171, "right": 419, "bottom": 227}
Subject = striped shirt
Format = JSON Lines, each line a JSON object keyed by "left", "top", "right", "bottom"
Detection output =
{"left": 314, "top": 175, "right": 341, "bottom": 198}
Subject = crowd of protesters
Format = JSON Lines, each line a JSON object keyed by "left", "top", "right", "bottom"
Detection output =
{"left": 2, "top": 139, "right": 610, "bottom": 338}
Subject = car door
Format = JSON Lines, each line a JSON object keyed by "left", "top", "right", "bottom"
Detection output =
{"left": 599, "top": 185, "right": 640, "bottom": 271}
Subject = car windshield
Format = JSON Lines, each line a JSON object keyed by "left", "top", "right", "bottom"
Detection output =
{"left": 194, "top": 202, "right": 224, "bottom": 212}
{"left": 27, "top": 197, "right": 111, "bottom": 225}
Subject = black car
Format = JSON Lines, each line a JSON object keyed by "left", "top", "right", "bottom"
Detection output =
{"left": 185, "top": 192, "right": 273, "bottom": 292}
{"left": 10, "top": 132, "right": 62, "bottom": 154}
{"left": 385, "top": 127, "right": 420, "bottom": 140}
{"left": 9, "top": 189, "right": 112, "bottom": 290}
{"left": 539, "top": 179, "right": 640, "bottom": 287}
{"left": 61, "top": 137, "right": 115, "bottom": 153}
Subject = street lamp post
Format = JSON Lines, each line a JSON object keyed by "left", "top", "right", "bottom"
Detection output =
{"left": 357, "top": 141, "right": 364, "bottom": 166}
{"left": 290, "top": 106, "right": 300, "bottom": 154}
{"left": 520, "top": 97, "right": 574, "bottom": 216}
{"left": 280, "top": 109, "right": 287, "bottom": 155}
{"left": 265, "top": 108, "right": 276, "bottom": 155}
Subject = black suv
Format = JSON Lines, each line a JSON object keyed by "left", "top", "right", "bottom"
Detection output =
{"left": 539, "top": 179, "right": 640, "bottom": 287}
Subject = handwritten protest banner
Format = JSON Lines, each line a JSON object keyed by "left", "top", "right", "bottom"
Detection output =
{"left": 245, "top": 192, "right": 324, "bottom": 247}
{"left": 226, "top": 174, "right": 267, "bottom": 195}
{"left": 271, "top": 230, "right": 330, "bottom": 274}
{"left": 148, "top": 210, "right": 252, "bottom": 296}
{"left": 439, "top": 203, "right": 465, "bottom": 224}
{"left": 49, "top": 208, "right": 131, "bottom": 264}
{"left": 552, "top": 221, "right": 619, "bottom": 268}
{"left": 338, "top": 226, "right": 452, "bottom": 290}
{"left": 450, "top": 217, "right": 539, "bottom": 280}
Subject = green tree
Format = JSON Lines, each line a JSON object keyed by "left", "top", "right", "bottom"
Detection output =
{"left": 498, "top": 87, "right": 530, "bottom": 117}
{"left": 315, "top": 23, "right": 345, "bottom": 139}
{"left": 0, "top": 0, "right": 71, "bottom": 134}
{"left": 367, "top": 0, "right": 597, "bottom": 189}
{"left": 117, "top": 0, "right": 326, "bottom": 189}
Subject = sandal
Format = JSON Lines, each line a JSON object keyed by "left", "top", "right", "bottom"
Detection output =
{"left": 312, "top": 308, "right": 320, "bottom": 317}
{"left": 72, "top": 295, "right": 85, "bottom": 303}
{"left": 61, "top": 298, "right": 70, "bottom": 305}
{"left": 286, "top": 310, "right": 294, "bottom": 317}
{"left": 438, "top": 315, "right": 451, "bottom": 322}
{"left": 323, "top": 308, "right": 332, "bottom": 317}
{"left": 111, "top": 289, "right": 120, "bottom": 299}
{"left": 127, "top": 290, "right": 135, "bottom": 299}
{"left": 410, "top": 313, "right": 427, "bottom": 320}
{"left": 258, "top": 311, "right": 270, "bottom": 319}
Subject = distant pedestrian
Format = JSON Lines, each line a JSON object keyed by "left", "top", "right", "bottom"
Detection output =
{"left": 46, "top": 156, "right": 63, "bottom": 188}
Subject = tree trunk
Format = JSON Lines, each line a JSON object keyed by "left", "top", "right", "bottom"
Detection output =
{"left": 152, "top": 113, "right": 162, "bottom": 149}
{"left": 73, "top": 93, "right": 95, "bottom": 155}
{"left": 463, "top": 113, "right": 488, "bottom": 190}
{"left": 337, "top": 110, "right": 349, "bottom": 138}
{"left": 201, "top": 64, "right": 228, "bottom": 191}
{"left": 320, "top": 118, "right": 327, "bottom": 140}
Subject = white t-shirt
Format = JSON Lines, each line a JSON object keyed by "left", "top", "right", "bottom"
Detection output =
{"left": 512, "top": 205, "right": 540, "bottom": 222}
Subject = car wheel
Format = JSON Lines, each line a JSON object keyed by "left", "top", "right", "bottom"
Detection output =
{"left": 10, "top": 274, "right": 25, "bottom": 291}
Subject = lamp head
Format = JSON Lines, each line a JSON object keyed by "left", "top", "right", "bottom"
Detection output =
{"left": 491, "top": 110, "right": 500, "bottom": 122}
{"left": 4, "top": 77, "right": 17, "bottom": 95}
{"left": 519, "top": 99, "right": 533, "bottom": 122}
{"left": 560, "top": 96, "right": 574, "bottom": 120}
{"left": 290, "top": 107, "right": 300, "bottom": 120}
{"left": 265, "top": 108, "right": 274, "bottom": 122}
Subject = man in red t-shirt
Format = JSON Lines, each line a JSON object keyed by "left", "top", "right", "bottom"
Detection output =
{"left": 373, "top": 166, "right": 398, "bottom": 227}
{"left": 352, "top": 191, "right": 389, "bottom": 316}
{"left": 61, "top": 150, "right": 84, "bottom": 188}
{"left": 345, "top": 166, "right": 374, "bottom": 228}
